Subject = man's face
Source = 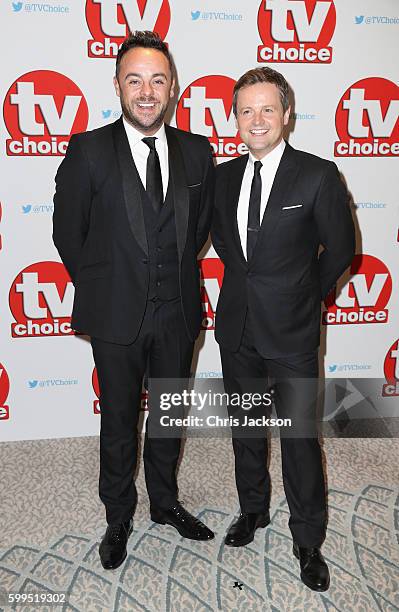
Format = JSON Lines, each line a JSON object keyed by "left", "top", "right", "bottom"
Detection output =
{"left": 235, "top": 82, "right": 290, "bottom": 159}
{"left": 114, "top": 47, "right": 175, "bottom": 135}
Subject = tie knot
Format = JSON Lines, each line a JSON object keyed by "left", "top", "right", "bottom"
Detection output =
{"left": 142, "top": 137, "right": 157, "bottom": 150}
{"left": 254, "top": 160, "right": 262, "bottom": 173}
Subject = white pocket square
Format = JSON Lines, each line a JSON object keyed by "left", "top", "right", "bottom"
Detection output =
{"left": 282, "top": 204, "right": 303, "bottom": 210}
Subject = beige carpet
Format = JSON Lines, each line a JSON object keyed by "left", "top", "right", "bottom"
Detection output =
{"left": 0, "top": 437, "right": 398, "bottom": 611}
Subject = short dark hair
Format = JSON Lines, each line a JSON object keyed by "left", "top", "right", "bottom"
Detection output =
{"left": 232, "top": 67, "right": 290, "bottom": 116}
{"left": 115, "top": 30, "right": 172, "bottom": 77}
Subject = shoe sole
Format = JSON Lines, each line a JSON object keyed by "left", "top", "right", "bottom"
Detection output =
{"left": 100, "top": 525, "right": 133, "bottom": 570}
{"left": 150, "top": 514, "right": 214, "bottom": 541}
{"left": 293, "top": 546, "right": 330, "bottom": 592}
{"left": 224, "top": 519, "right": 270, "bottom": 547}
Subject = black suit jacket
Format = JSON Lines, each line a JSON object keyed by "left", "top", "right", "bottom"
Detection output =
{"left": 53, "top": 118, "right": 214, "bottom": 344}
{"left": 211, "top": 142, "right": 355, "bottom": 358}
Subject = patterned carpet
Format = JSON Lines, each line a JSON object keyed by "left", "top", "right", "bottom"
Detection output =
{"left": 0, "top": 438, "right": 398, "bottom": 611}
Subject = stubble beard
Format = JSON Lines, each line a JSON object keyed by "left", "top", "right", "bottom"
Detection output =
{"left": 121, "top": 97, "right": 168, "bottom": 134}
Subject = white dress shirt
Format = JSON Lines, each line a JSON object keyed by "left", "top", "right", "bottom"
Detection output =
{"left": 237, "top": 140, "right": 286, "bottom": 258}
{"left": 123, "top": 117, "right": 169, "bottom": 199}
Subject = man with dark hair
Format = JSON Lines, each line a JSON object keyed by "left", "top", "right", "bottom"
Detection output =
{"left": 53, "top": 30, "right": 215, "bottom": 570}
{"left": 212, "top": 66, "right": 355, "bottom": 591}
{"left": 115, "top": 29, "right": 173, "bottom": 76}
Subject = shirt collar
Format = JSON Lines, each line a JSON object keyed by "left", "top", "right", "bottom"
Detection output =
{"left": 122, "top": 117, "right": 167, "bottom": 148}
{"left": 248, "top": 139, "right": 286, "bottom": 168}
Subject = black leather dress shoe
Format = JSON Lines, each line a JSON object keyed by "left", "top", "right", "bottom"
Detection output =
{"left": 151, "top": 503, "right": 214, "bottom": 540}
{"left": 293, "top": 542, "right": 330, "bottom": 591}
{"left": 99, "top": 519, "right": 133, "bottom": 570}
{"left": 225, "top": 512, "right": 270, "bottom": 547}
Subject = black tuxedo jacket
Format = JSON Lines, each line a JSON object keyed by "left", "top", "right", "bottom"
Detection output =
{"left": 53, "top": 118, "right": 214, "bottom": 344}
{"left": 211, "top": 142, "right": 355, "bottom": 358}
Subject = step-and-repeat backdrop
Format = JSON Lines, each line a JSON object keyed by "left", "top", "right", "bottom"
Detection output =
{"left": 0, "top": 0, "right": 398, "bottom": 441}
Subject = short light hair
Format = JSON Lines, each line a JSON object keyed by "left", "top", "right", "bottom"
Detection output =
{"left": 233, "top": 67, "right": 290, "bottom": 116}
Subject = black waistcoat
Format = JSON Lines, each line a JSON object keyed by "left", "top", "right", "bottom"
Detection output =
{"left": 138, "top": 177, "right": 180, "bottom": 301}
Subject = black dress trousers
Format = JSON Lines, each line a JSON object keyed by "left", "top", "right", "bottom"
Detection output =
{"left": 220, "top": 309, "right": 327, "bottom": 548}
{"left": 91, "top": 297, "right": 193, "bottom": 525}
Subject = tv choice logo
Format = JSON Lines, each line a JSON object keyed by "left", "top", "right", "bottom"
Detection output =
{"left": 335, "top": 77, "right": 399, "bottom": 157}
{"left": 0, "top": 363, "right": 10, "bottom": 421}
{"left": 382, "top": 340, "right": 399, "bottom": 397}
{"left": 323, "top": 254, "right": 392, "bottom": 326}
{"left": 257, "top": 0, "right": 336, "bottom": 64}
{"left": 9, "top": 261, "right": 74, "bottom": 338}
{"left": 176, "top": 75, "right": 247, "bottom": 158}
{"left": 199, "top": 258, "right": 224, "bottom": 330}
{"left": 92, "top": 367, "right": 100, "bottom": 412}
{"left": 4, "top": 70, "right": 88, "bottom": 157}
{"left": 92, "top": 367, "right": 148, "bottom": 413}
{"left": 86, "top": 0, "right": 170, "bottom": 58}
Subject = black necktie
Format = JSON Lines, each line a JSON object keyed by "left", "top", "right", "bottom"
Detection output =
{"left": 247, "top": 160, "right": 262, "bottom": 260}
{"left": 142, "top": 137, "right": 163, "bottom": 214}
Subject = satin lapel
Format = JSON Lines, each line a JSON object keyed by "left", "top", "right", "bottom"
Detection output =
{"left": 256, "top": 143, "right": 300, "bottom": 248}
{"left": 112, "top": 118, "right": 148, "bottom": 255}
{"left": 165, "top": 126, "right": 189, "bottom": 262}
{"left": 227, "top": 154, "right": 248, "bottom": 265}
